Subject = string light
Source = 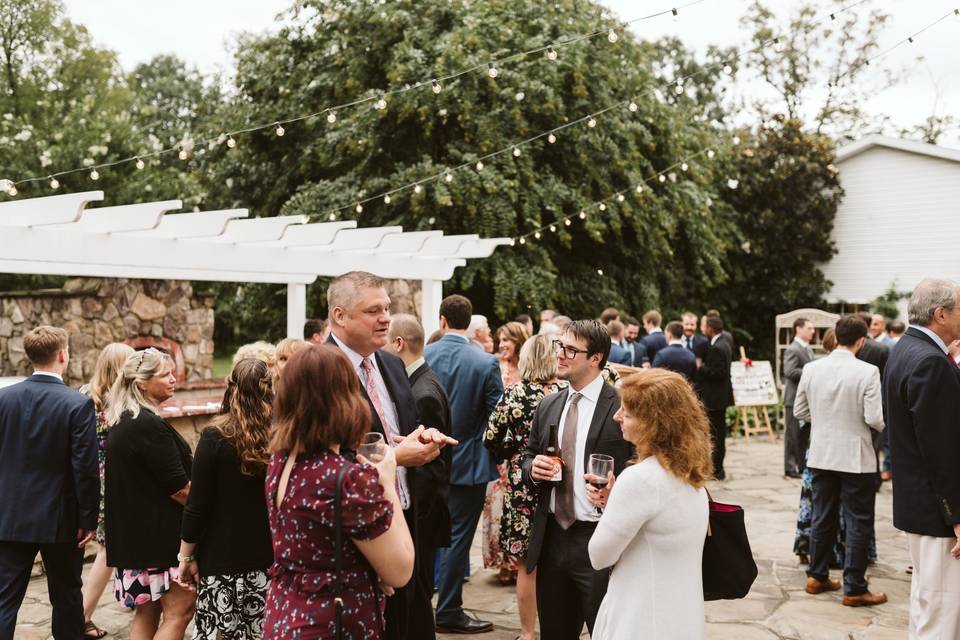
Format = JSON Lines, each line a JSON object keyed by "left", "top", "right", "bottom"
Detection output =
{"left": 476, "top": 160, "right": 484, "bottom": 171}
{"left": 534, "top": 231, "right": 542, "bottom": 239}
{"left": 8, "top": 184, "right": 17, "bottom": 196}
{"left": 549, "top": 224, "right": 557, "bottom": 232}
{"left": 414, "top": 184, "right": 422, "bottom": 194}
{"left": 564, "top": 219, "right": 572, "bottom": 226}
{"left": 226, "top": 136, "right": 236, "bottom": 149}
{"left": 178, "top": 149, "right": 189, "bottom": 160}
{"left": 674, "top": 82, "right": 685, "bottom": 95}
{"left": 628, "top": 101, "right": 638, "bottom": 112}
{"left": 444, "top": 172, "right": 453, "bottom": 183}
{"left": 732, "top": 135, "right": 741, "bottom": 145}
{"left": 617, "top": 193, "right": 625, "bottom": 202}
{"left": 636, "top": 185, "right": 644, "bottom": 193}
{"left": 384, "top": 194, "right": 392, "bottom": 204}
{"left": 597, "top": 269, "right": 604, "bottom": 276}
{"left": 89, "top": 169, "right": 100, "bottom": 181}
{"left": 658, "top": 174, "right": 666, "bottom": 183}
{"left": 326, "top": 111, "right": 337, "bottom": 124}
{"left": 512, "top": 147, "right": 521, "bottom": 157}
{"left": 587, "top": 117, "right": 597, "bottom": 128}
{"left": 707, "top": 149, "right": 715, "bottom": 159}
{"left": 598, "top": 203, "right": 606, "bottom": 211}
{"left": 487, "top": 63, "right": 499, "bottom": 78}
{"left": 723, "top": 64, "right": 733, "bottom": 75}
{"left": 355, "top": 203, "right": 363, "bottom": 213}
{"left": 547, "top": 133, "right": 557, "bottom": 143}
{"left": 607, "top": 29, "right": 619, "bottom": 43}
{"left": 275, "top": 123, "right": 285, "bottom": 136}
{"left": 519, "top": 237, "right": 526, "bottom": 244}
{"left": 681, "top": 162, "right": 689, "bottom": 171}
{"left": 432, "top": 80, "right": 442, "bottom": 94}
{"left": 48, "top": 177, "right": 59, "bottom": 190}
{"left": 578, "top": 211, "right": 587, "bottom": 219}
{"left": 135, "top": 157, "right": 145, "bottom": 170}
{"left": 375, "top": 97, "right": 387, "bottom": 110}
{"left": 546, "top": 47, "right": 558, "bottom": 61}
{"left": 328, "top": 213, "right": 337, "bottom": 221}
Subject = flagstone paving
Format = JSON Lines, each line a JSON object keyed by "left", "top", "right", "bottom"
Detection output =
{"left": 15, "top": 438, "right": 911, "bottom": 639}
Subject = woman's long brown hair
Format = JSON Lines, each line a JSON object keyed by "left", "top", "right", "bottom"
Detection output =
{"left": 209, "top": 357, "right": 273, "bottom": 476}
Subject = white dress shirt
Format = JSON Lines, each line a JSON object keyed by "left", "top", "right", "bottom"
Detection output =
{"left": 331, "top": 333, "right": 409, "bottom": 508}
{"left": 550, "top": 373, "right": 606, "bottom": 522}
{"left": 910, "top": 325, "right": 948, "bottom": 355}
{"left": 32, "top": 370, "right": 63, "bottom": 381}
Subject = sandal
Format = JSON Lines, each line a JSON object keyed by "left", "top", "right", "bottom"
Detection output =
{"left": 84, "top": 621, "right": 107, "bottom": 639}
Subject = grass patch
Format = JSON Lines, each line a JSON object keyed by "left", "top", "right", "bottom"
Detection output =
{"left": 212, "top": 354, "right": 233, "bottom": 379}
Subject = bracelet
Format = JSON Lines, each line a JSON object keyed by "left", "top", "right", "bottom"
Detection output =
{"left": 177, "top": 553, "right": 195, "bottom": 563}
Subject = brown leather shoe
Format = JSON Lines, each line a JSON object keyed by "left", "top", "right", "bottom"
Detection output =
{"left": 843, "top": 591, "right": 888, "bottom": 607}
{"left": 805, "top": 577, "right": 842, "bottom": 594}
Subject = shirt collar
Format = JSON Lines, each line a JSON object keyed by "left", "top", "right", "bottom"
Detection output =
{"left": 793, "top": 336, "right": 810, "bottom": 348}
{"left": 831, "top": 349, "right": 855, "bottom": 358}
{"left": 910, "top": 325, "right": 949, "bottom": 355}
{"left": 32, "top": 370, "right": 63, "bottom": 381}
{"left": 648, "top": 327, "right": 663, "bottom": 334}
{"left": 405, "top": 357, "right": 425, "bottom": 378}
{"left": 444, "top": 332, "right": 470, "bottom": 342}
{"left": 568, "top": 371, "right": 605, "bottom": 403}
{"left": 330, "top": 333, "right": 370, "bottom": 371}
{"left": 710, "top": 334, "right": 721, "bottom": 345}
{"left": 667, "top": 339, "right": 684, "bottom": 346}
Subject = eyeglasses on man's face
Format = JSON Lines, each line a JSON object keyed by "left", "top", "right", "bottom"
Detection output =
{"left": 553, "top": 339, "right": 589, "bottom": 360}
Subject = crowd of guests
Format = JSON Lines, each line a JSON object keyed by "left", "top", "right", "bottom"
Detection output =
{"left": 9, "top": 272, "right": 959, "bottom": 639}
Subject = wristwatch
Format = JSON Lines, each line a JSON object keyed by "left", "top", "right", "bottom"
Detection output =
{"left": 177, "top": 553, "right": 195, "bottom": 563}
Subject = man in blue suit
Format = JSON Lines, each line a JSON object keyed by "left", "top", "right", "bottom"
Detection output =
{"left": 0, "top": 326, "right": 98, "bottom": 640}
{"left": 425, "top": 294, "right": 503, "bottom": 634}
{"left": 641, "top": 309, "right": 668, "bottom": 366}
{"left": 605, "top": 320, "right": 633, "bottom": 366}
{"left": 653, "top": 321, "right": 698, "bottom": 382}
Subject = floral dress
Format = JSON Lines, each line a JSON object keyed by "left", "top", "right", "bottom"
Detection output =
{"left": 263, "top": 451, "right": 393, "bottom": 640}
{"left": 484, "top": 380, "right": 566, "bottom": 560}
{"left": 94, "top": 408, "right": 108, "bottom": 545}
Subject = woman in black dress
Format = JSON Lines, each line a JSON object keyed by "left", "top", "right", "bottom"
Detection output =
{"left": 177, "top": 358, "right": 275, "bottom": 639}
{"left": 104, "top": 347, "right": 195, "bottom": 638}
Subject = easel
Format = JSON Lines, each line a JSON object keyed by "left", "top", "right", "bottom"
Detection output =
{"left": 732, "top": 347, "right": 777, "bottom": 444}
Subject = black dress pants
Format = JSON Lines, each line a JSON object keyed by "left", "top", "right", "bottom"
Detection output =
{"left": 783, "top": 406, "right": 809, "bottom": 475}
{"left": 536, "top": 518, "right": 608, "bottom": 640}
{"left": 807, "top": 468, "right": 876, "bottom": 596}
{"left": 0, "top": 541, "right": 84, "bottom": 640}
{"left": 707, "top": 409, "right": 728, "bottom": 479}
{"left": 386, "top": 507, "right": 437, "bottom": 640}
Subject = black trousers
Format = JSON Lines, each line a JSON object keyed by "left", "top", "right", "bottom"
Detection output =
{"left": 783, "top": 406, "right": 809, "bottom": 475}
{"left": 0, "top": 541, "right": 84, "bottom": 640}
{"left": 807, "top": 468, "right": 876, "bottom": 596}
{"left": 707, "top": 409, "right": 727, "bottom": 478}
{"left": 385, "top": 507, "right": 437, "bottom": 640}
{"left": 536, "top": 518, "right": 608, "bottom": 640}
{"left": 407, "top": 515, "right": 439, "bottom": 640}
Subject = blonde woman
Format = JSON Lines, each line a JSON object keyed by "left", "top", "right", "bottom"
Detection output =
{"left": 79, "top": 342, "right": 134, "bottom": 639}
{"left": 275, "top": 337, "right": 308, "bottom": 374}
{"left": 104, "top": 348, "right": 195, "bottom": 639}
{"left": 484, "top": 334, "right": 566, "bottom": 640}
{"left": 586, "top": 369, "right": 712, "bottom": 640}
{"left": 177, "top": 358, "right": 274, "bottom": 639}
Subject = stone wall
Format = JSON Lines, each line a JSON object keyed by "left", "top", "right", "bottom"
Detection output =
{"left": 0, "top": 278, "right": 214, "bottom": 387}
{"left": 383, "top": 279, "right": 422, "bottom": 319}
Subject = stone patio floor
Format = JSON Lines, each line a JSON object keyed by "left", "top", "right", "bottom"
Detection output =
{"left": 14, "top": 437, "right": 911, "bottom": 639}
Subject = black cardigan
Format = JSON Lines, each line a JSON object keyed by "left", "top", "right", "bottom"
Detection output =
{"left": 180, "top": 427, "right": 273, "bottom": 576}
{"left": 105, "top": 408, "right": 192, "bottom": 569}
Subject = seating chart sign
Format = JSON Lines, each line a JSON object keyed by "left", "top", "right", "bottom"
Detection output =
{"left": 730, "top": 360, "right": 778, "bottom": 407}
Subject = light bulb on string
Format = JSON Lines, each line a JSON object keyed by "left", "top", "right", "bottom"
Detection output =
{"left": 328, "top": 213, "right": 337, "bottom": 221}
{"left": 8, "top": 184, "right": 17, "bottom": 196}
{"left": 509, "top": 239, "right": 516, "bottom": 247}
{"left": 414, "top": 184, "right": 422, "bottom": 194}
{"left": 578, "top": 211, "right": 587, "bottom": 219}
{"left": 135, "top": 157, "right": 145, "bottom": 170}
{"left": 534, "top": 231, "right": 542, "bottom": 240}
{"left": 681, "top": 162, "right": 689, "bottom": 172}
{"left": 487, "top": 63, "right": 498, "bottom": 78}
{"left": 674, "top": 83, "right": 685, "bottom": 96}
{"left": 617, "top": 193, "right": 625, "bottom": 203}
{"left": 179, "top": 149, "right": 189, "bottom": 160}
{"left": 732, "top": 135, "right": 741, "bottom": 145}
{"left": 549, "top": 225, "right": 557, "bottom": 232}
{"left": 636, "top": 185, "right": 644, "bottom": 194}
{"left": 587, "top": 117, "right": 597, "bottom": 128}
{"left": 275, "top": 123, "right": 285, "bottom": 136}
{"left": 658, "top": 174, "right": 666, "bottom": 183}
{"left": 226, "top": 136, "right": 236, "bottom": 149}
{"left": 546, "top": 47, "right": 558, "bottom": 61}
{"left": 355, "top": 203, "right": 363, "bottom": 213}
{"left": 375, "top": 97, "right": 387, "bottom": 110}
{"left": 48, "top": 176, "right": 59, "bottom": 190}
{"left": 564, "top": 219, "right": 572, "bottom": 226}
{"left": 476, "top": 160, "right": 484, "bottom": 171}
{"left": 384, "top": 194, "right": 392, "bottom": 204}
{"left": 432, "top": 79, "right": 442, "bottom": 94}
{"left": 707, "top": 149, "right": 715, "bottom": 159}
{"left": 597, "top": 269, "right": 604, "bottom": 276}
{"left": 628, "top": 101, "right": 638, "bottom": 112}
{"left": 512, "top": 147, "right": 521, "bottom": 157}
{"left": 607, "top": 29, "right": 618, "bottom": 43}
{"left": 723, "top": 64, "right": 733, "bottom": 75}
{"left": 547, "top": 133, "right": 557, "bottom": 144}
{"left": 519, "top": 237, "right": 526, "bottom": 245}
{"left": 727, "top": 178, "right": 739, "bottom": 189}
{"left": 326, "top": 111, "right": 337, "bottom": 124}
{"left": 90, "top": 169, "right": 100, "bottom": 181}
{"left": 444, "top": 172, "right": 453, "bottom": 183}
{"left": 598, "top": 203, "right": 606, "bottom": 211}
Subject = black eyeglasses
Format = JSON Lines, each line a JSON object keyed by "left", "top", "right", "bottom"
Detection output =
{"left": 552, "top": 339, "right": 589, "bottom": 359}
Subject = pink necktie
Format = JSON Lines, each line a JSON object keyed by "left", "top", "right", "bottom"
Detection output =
{"left": 360, "top": 357, "right": 390, "bottom": 432}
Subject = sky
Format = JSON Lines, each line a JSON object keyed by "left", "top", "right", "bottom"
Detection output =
{"left": 62, "top": 0, "right": 960, "bottom": 146}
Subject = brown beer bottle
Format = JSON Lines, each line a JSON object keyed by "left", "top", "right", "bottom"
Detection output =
{"left": 544, "top": 423, "right": 563, "bottom": 486}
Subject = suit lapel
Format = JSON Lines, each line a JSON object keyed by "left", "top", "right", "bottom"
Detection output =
{"left": 583, "top": 383, "right": 615, "bottom": 468}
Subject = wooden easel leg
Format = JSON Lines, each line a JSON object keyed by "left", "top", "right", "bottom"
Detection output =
{"left": 742, "top": 407, "right": 751, "bottom": 445}
{"left": 762, "top": 408, "right": 776, "bottom": 443}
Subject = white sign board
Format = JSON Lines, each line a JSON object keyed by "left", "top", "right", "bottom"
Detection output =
{"left": 730, "top": 361, "right": 778, "bottom": 407}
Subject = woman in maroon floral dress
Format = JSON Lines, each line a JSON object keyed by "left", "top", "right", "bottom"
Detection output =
{"left": 263, "top": 345, "right": 414, "bottom": 640}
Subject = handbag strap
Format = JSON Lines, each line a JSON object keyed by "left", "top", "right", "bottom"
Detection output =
{"left": 334, "top": 464, "right": 349, "bottom": 640}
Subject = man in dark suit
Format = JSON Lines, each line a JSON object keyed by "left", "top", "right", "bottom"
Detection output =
{"left": 425, "top": 295, "right": 503, "bottom": 634}
{"left": 883, "top": 279, "right": 960, "bottom": 636}
{"left": 522, "top": 320, "right": 633, "bottom": 639}
{"left": 698, "top": 316, "right": 734, "bottom": 480}
{"left": 605, "top": 320, "right": 633, "bottom": 366}
{"left": 622, "top": 315, "right": 646, "bottom": 367}
{"left": 386, "top": 314, "right": 452, "bottom": 628}
{"left": 856, "top": 312, "right": 889, "bottom": 377}
{"left": 705, "top": 309, "right": 736, "bottom": 353}
{"left": 783, "top": 317, "right": 815, "bottom": 478}
{"left": 653, "top": 321, "right": 697, "bottom": 382}
{"left": 326, "top": 271, "right": 456, "bottom": 640}
{"left": 681, "top": 311, "right": 709, "bottom": 365}
{"left": 0, "top": 326, "right": 98, "bottom": 640}
{"left": 640, "top": 310, "right": 667, "bottom": 366}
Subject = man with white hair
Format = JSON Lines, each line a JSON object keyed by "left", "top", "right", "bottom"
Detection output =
{"left": 466, "top": 314, "right": 493, "bottom": 353}
{"left": 884, "top": 278, "right": 960, "bottom": 638}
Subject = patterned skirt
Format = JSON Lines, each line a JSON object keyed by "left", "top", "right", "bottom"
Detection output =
{"left": 193, "top": 570, "right": 269, "bottom": 640}
{"left": 114, "top": 567, "right": 180, "bottom": 608}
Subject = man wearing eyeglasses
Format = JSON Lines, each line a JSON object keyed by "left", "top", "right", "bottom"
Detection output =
{"left": 522, "top": 320, "right": 633, "bottom": 639}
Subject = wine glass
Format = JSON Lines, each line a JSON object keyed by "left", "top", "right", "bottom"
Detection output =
{"left": 588, "top": 453, "right": 614, "bottom": 514}
{"left": 358, "top": 432, "right": 386, "bottom": 463}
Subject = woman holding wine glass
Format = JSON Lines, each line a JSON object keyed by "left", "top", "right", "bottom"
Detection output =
{"left": 585, "top": 369, "right": 713, "bottom": 640}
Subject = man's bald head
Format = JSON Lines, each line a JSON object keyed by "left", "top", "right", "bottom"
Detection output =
{"left": 388, "top": 313, "right": 425, "bottom": 356}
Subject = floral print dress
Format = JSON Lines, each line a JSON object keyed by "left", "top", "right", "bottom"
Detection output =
{"left": 263, "top": 451, "right": 393, "bottom": 640}
{"left": 484, "top": 380, "right": 566, "bottom": 560}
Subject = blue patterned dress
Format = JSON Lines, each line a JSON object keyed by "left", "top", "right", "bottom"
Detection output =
{"left": 263, "top": 451, "right": 393, "bottom": 639}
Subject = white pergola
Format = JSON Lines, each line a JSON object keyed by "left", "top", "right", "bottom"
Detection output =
{"left": 0, "top": 191, "right": 510, "bottom": 336}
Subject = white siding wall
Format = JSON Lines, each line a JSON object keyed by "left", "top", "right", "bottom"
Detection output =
{"left": 824, "top": 147, "right": 960, "bottom": 306}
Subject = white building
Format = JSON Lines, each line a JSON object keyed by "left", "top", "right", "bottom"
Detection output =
{"left": 824, "top": 134, "right": 960, "bottom": 317}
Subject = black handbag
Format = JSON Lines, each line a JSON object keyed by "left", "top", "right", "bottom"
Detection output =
{"left": 333, "top": 464, "right": 348, "bottom": 640}
{"left": 701, "top": 491, "right": 758, "bottom": 600}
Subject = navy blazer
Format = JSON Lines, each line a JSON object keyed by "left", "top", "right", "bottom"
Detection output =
{"left": 641, "top": 331, "right": 668, "bottom": 365}
{"left": 625, "top": 340, "right": 647, "bottom": 367}
{"left": 0, "top": 374, "right": 98, "bottom": 543}
{"left": 424, "top": 334, "right": 503, "bottom": 486}
{"left": 653, "top": 343, "right": 698, "bottom": 382}
{"left": 682, "top": 334, "right": 709, "bottom": 361}
{"left": 697, "top": 338, "right": 734, "bottom": 411}
{"left": 608, "top": 342, "right": 633, "bottom": 366}
{"left": 884, "top": 327, "right": 960, "bottom": 537}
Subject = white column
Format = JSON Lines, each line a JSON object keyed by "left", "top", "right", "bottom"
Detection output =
{"left": 420, "top": 279, "right": 443, "bottom": 335}
{"left": 286, "top": 283, "right": 307, "bottom": 339}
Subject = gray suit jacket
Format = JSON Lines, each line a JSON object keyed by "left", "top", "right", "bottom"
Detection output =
{"left": 782, "top": 339, "right": 813, "bottom": 408}
{"left": 794, "top": 350, "right": 884, "bottom": 474}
